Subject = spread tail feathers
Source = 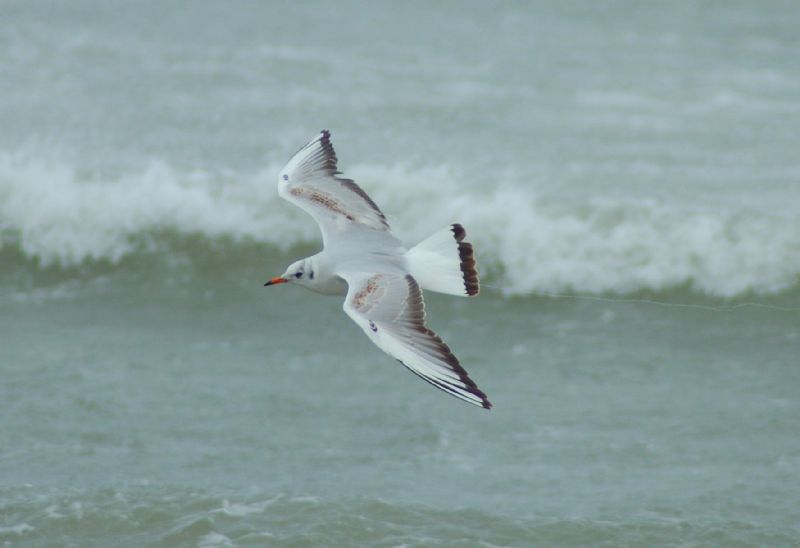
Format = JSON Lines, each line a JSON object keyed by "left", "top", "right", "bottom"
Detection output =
{"left": 406, "top": 224, "right": 479, "bottom": 297}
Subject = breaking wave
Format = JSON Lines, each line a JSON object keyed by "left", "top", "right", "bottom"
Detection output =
{"left": 2, "top": 151, "right": 799, "bottom": 297}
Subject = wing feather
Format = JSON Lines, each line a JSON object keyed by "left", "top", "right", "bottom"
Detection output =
{"left": 341, "top": 271, "right": 491, "bottom": 409}
{"left": 278, "top": 130, "right": 389, "bottom": 245}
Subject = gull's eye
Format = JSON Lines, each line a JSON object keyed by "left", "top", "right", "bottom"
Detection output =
{"left": 294, "top": 272, "right": 303, "bottom": 278}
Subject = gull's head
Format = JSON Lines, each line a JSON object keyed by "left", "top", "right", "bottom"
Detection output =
{"left": 264, "top": 258, "right": 313, "bottom": 288}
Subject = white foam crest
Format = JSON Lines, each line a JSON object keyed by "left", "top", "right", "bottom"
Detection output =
{"left": 0, "top": 152, "right": 316, "bottom": 265}
{"left": 354, "top": 164, "right": 800, "bottom": 298}
{"left": 2, "top": 154, "right": 799, "bottom": 297}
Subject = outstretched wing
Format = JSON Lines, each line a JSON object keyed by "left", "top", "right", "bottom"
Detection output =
{"left": 340, "top": 270, "right": 491, "bottom": 409}
{"left": 278, "top": 130, "right": 390, "bottom": 246}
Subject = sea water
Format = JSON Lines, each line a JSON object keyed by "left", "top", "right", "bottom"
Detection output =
{"left": 2, "top": 1, "right": 799, "bottom": 546}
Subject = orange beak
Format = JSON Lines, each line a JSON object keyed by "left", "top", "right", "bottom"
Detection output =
{"left": 264, "top": 276, "right": 288, "bottom": 287}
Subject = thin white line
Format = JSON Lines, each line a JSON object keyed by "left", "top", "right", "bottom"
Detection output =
{"left": 481, "top": 285, "right": 800, "bottom": 313}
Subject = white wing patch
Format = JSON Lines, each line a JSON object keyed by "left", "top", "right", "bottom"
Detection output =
{"left": 278, "top": 130, "right": 389, "bottom": 242}
{"left": 341, "top": 272, "right": 491, "bottom": 409}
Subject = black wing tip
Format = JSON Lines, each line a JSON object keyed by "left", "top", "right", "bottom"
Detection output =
{"left": 400, "top": 358, "right": 493, "bottom": 410}
{"left": 451, "top": 225, "right": 480, "bottom": 296}
{"left": 311, "top": 129, "right": 338, "bottom": 174}
{"left": 468, "top": 381, "right": 492, "bottom": 409}
{"left": 462, "top": 379, "right": 492, "bottom": 409}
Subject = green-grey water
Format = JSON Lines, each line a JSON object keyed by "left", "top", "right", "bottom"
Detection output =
{"left": 2, "top": 1, "right": 800, "bottom": 546}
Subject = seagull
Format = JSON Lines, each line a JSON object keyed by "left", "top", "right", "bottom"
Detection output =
{"left": 264, "top": 130, "right": 491, "bottom": 409}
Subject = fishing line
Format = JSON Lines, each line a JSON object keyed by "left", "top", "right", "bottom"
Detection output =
{"left": 481, "top": 284, "right": 800, "bottom": 313}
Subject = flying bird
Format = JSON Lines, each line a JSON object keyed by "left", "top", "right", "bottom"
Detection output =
{"left": 265, "top": 131, "right": 491, "bottom": 409}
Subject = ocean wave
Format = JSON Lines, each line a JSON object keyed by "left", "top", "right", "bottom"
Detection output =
{"left": 1, "top": 487, "right": 793, "bottom": 547}
{"left": 2, "top": 152, "right": 799, "bottom": 297}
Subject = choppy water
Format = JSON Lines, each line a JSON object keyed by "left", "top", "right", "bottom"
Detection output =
{"left": 2, "top": 1, "right": 799, "bottom": 546}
